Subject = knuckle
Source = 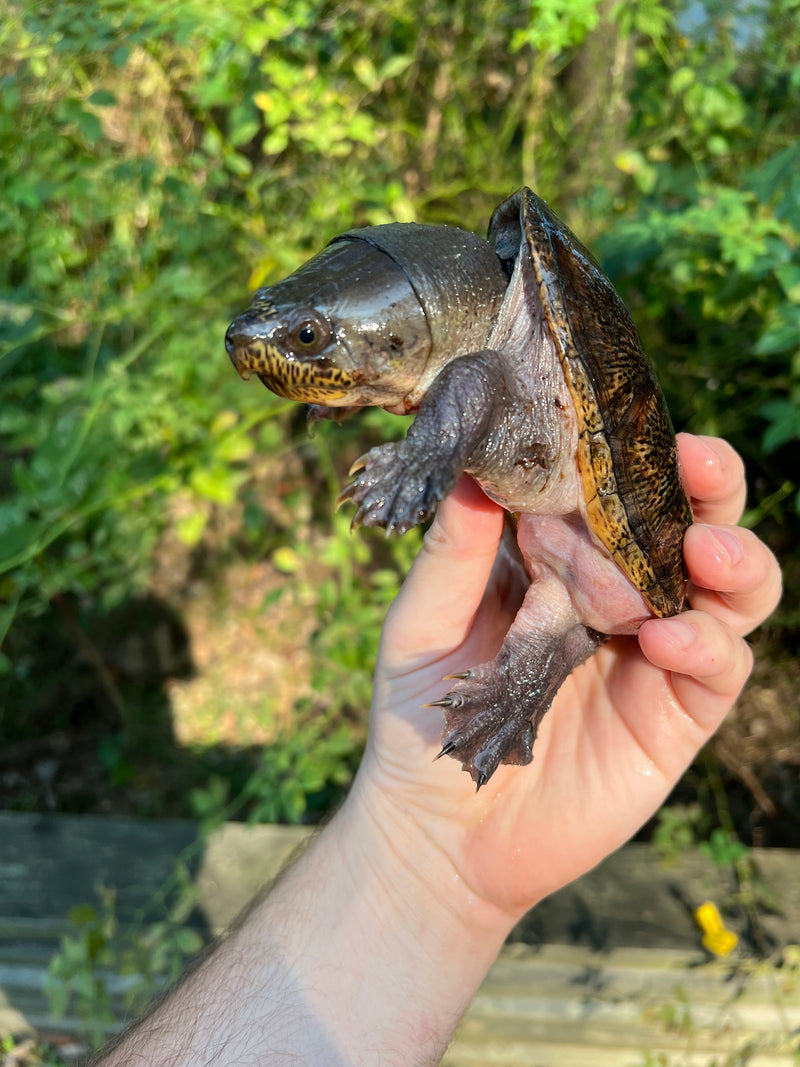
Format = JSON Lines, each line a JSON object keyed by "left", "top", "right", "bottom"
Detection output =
{"left": 422, "top": 515, "right": 451, "bottom": 556}
{"left": 688, "top": 611, "right": 747, "bottom": 681}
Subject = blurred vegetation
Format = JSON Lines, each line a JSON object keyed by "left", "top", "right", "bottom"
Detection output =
{"left": 0, "top": 0, "right": 798, "bottom": 829}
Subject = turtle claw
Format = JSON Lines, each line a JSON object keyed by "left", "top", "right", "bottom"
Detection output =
{"left": 348, "top": 453, "right": 370, "bottom": 477}
{"left": 349, "top": 495, "right": 390, "bottom": 532}
{"left": 433, "top": 739, "right": 496, "bottom": 789}
{"left": 432, "top": 662, "right": 537, "bottom": 786}
{"left": 440, "top": 710, "right": 535, "bottom": 787}
{"left": 335, "top": 482, "right": 358, "bottom": 511}
{"left": 424, "top": 695, "right": 457, "bottom": 709}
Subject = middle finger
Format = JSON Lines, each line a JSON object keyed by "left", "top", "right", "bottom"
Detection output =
{"left": 684, "top": 523, "right": 782, "bottom": 636}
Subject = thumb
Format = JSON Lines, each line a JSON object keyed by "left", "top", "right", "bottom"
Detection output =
{"left": 380, "top": 476, "right": 505, "bottom": 669}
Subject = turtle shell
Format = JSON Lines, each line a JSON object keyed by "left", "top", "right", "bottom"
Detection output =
{"left": 489, "top": 189, "right": 692, "bottom": 617}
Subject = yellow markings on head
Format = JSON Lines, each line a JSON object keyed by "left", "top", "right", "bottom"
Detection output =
{"left": 232, "top": 341, "right": 354, "bottom": 403}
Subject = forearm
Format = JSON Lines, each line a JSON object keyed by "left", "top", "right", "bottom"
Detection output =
{"left": 95, "top": 773, "right": 513, "bottom": 1067}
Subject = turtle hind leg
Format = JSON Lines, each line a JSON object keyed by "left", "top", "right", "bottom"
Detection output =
{"left": 435, "top": 620, "right": 605, "bottom": 789}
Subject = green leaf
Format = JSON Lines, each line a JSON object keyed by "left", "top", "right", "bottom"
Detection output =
{"left": 380, "top": 54, "right": 413, "bottom": 81}
{"left": 176, "top": 928, "right": 204, "bottom": 954}
{"left": 754, "top": 306, "right": 800, "bottom": 355}
{"left": 68, "top": 904, "right": 100, "bottom": 926}
{"left": 77, "top": 110, "right": 103, "bottom": 143}
{"left": 699, "top": 829, "right": 749, "bottom": 867}
{"left": 189, "top": 467, "right": 236, "bottom": 505}
{"left": 87, "top": 89, "right": 117, "bottom": 107}
{"left": 176, "top": 509, "right": 208, "bottom": 547}
{"left": 776, "top": 262, "right": 800, "bottom": 302}
{"left": 0, "top": 520, "right": 41, "bottom": 564}
{"left": 669, "top": 67, "right": 695, "bottom": 93}
{"left": 759, "top": 399, "right": 800, "bottom": 453}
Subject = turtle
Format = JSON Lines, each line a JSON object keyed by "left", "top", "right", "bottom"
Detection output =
{"left": 225, "top": 187, "right": 692, "bottom": 787}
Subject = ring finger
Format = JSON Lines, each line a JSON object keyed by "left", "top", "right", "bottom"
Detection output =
{"left": 684, "top": 523, "right": 782, "bottom": 636}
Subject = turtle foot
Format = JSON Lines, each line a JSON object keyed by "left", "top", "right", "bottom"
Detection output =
{"left": 433, "top": 622, "right": 606, "bottom": 788}
{"left": 434, "top": 666, "right": 537, "bottom": 788}
{"left": 337, "top": 441, "right": 454, "bottom": 534}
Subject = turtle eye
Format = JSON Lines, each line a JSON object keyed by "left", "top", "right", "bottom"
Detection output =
{"left": 291, "top": 317, "right": 331, "bottom": 354}
{"left": 296, "top": 323, "right": 317, "bottom": 347}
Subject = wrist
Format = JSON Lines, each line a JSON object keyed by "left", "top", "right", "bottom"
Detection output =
{"left": 211, "top": 769, "right": 515, "bottom": 1066}
{"left": 342, "top": 766, "right": 516, "bottom": 941}
{"left": 338, "top": 762, "right": 516, "bottom": 965}
{"left": 96, "top": 761, "right": 518, "bottom": 1067}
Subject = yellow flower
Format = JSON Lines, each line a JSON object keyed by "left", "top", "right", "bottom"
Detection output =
{"left": 694, "top": 901, "right": 738, "bottom": 957}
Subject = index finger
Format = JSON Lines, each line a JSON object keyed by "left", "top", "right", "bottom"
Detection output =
{"left": 677, "top": 434, "right": 747, "bottom": 526}
{"left": 381, "top": 476, "right": 504, "bottom": 668}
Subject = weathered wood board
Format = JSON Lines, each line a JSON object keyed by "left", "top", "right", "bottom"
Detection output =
{"left": 1, "top": 813, "right": 798, "bottom": 1063}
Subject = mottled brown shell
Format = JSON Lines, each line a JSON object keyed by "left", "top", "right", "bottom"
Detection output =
{"left": 490, "top": 189, "right": 692, "bottom": 616}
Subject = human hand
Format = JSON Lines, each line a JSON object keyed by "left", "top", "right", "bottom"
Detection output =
{"left": 99, "top": 435, "right": 779, "bottom": 1067}
{"left": 355, "top": 433, "right": 782, "bottom": 922}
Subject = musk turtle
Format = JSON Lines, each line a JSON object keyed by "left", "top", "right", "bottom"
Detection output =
{"left": 225, "top": 188, "right": 692, "bottom": 787}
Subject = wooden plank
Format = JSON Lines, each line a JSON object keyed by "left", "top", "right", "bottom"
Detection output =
{"left": 2, "top": 813, "right": 800, "bottom": 946}
{"left": 0, "top": 813, "right": 201, "bottom": 927}
{"left": 1, "top": 812, "right": 799, "bottom": 1061}
{"left": 445, "top": 945, "right": 799, "bottom": 1066}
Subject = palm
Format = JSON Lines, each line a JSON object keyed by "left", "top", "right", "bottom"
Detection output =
{"left": 370, "top": 580, "right": 688, "bottom": 913}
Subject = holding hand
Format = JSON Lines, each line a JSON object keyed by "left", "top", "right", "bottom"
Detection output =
{"left": 359, "top": 432, "right": 782, "bottom": 917}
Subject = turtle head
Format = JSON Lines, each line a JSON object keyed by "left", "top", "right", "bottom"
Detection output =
{"left": 226, "top": 222, "right": 508, "bottom": 412}
{"left": 225, "top": 237, "right": 432, "bottom": 411}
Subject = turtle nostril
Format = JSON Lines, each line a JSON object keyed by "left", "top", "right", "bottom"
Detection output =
{"left": 224, "top": 322, "right": 238, "bottom": 357}
{"left": 225, "top": 318, "right": 259, "bottom": 381}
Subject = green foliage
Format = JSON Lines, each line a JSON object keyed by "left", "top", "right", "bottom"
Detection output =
{"left": 241, "top": 722, "right": 359, "bottom": 824}
{"left": 1, "top": 0, "right": 797, "bottom": 815}
{"left": 44, "top": 888, "right": 121, "bottom": 1045}
{"left": 189, "top": 773, "right": 232, "bottom": 835}
{"left": 635, "top": 961, "right": 800, "bottom": 1066}
{"left": 45, "top": 869, "right": 203, "bottom": 1045}
{"left": 651, "top": 803, "right": 711, "bottom": 865}
{"left": 189, "top": 719, "right": 361, "bottom": 826}
{"left": 0, "top": 1036, "right": 70, "bottom": 1067}
{"left": 652, "top": 804, "right": 750, "bottom": 869}
{"left": 3, "top": 0, "right": 797, "bottom": 655}
{"left": 594, "top": 0, "right": 800, "bottom": 540}
{"left": 699, "top": 827, "right": 750, "bottom": 868}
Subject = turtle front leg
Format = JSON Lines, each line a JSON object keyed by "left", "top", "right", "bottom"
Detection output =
{"left": 338, "top": 352, "right": 507, "bottom": 534}
{"left": 434, "top": 570, "right": 606, "bottom": 787}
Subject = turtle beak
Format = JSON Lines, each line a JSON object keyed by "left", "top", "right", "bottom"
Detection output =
{"left": 225, "top": 306, "right": 278, "bottom": 381}
{"left": 224, "top": 318, "right": 250, "bottom": 379}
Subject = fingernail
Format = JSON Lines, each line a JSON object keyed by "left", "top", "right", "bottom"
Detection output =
{"left": 702, "top": 525, "right": 745, "bottom": 566}
{"left": 699, "top": 436, "right": 727, "bottom": 469}
{"left": 659, "top": 617, "right": 696, "bottom": 650}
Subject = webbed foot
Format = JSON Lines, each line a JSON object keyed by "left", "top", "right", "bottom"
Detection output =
{"left": 431, "top": 661, "right": 537, "bottom": 787}
{"left": 432, "top": 624, "right": 605, "bottom": 788}
{"left": 335, "top": 352, "right": 505, "bottom": 534}
{"left": 337, "top": 441, "right": 455, "bottom": 534}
